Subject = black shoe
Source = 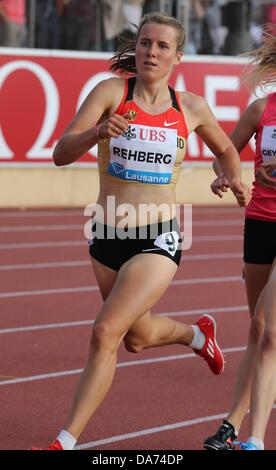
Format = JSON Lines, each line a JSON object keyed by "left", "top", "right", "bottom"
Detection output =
{"left": 203, "top": 420, "right": 238, "bottom": 450}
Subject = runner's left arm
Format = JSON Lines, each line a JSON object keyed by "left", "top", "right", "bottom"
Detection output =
{"left": 192, "top": 97, "right": 251, "bottom": 206}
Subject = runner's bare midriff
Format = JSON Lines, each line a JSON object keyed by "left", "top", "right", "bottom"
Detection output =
{"left": 97, "top": 174, "right": 176, "bottom": 226}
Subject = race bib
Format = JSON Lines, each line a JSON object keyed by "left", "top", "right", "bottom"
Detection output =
{"left": 153, "top": 231, "right": 179, "bottom": 257}
{"left": 107, "top": 124, "right": 178, "bottom": 185}
{"left": 261, "top": 126, "right": 276, "bottom": 163}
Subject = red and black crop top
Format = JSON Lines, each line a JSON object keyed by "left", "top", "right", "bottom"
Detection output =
{"left": 97, "top": 77, "right": 189, "bottom": 188}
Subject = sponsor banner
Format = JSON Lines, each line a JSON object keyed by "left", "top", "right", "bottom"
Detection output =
{"left": 0, "top": 49, "right": 274, "bottom": 167}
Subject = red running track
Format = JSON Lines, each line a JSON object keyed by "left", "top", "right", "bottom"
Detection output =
{"left": 0, "top": 206, "right": 275, "bottom": 450}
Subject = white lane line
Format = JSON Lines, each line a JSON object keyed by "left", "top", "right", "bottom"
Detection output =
{"left": 0, "top": 224, "right": 83, "bottom": 232}
{"left": 0, "top": 275, "right": 243, "bottom": 299}
{"left": 0, "top": 235, "right": 243, "bottom": 251}
{"left": 0, "top": 346, "right": 246, "bottom": 386}
{"left": 76, "top": 413, "right": 229, "bottom": 449}
{"left": 193, "top": 235, "right": 242, "bottom": 241}
{"left": 172, "top": 276, "right": 242, "bottom": 286}
{"left": 0, "top": 260, "right": 88, "bottom": 271}
{"left": 75, "top": 405, "right": 276, "bottom": 450}
{"left": 0, "top": 305, "right": 248, "bottom": 334}
{"left": 0, "top": 319, "right": 95, "bottom": 334}
{"left": 0, "top": 210, "right": 83, "bottom": 218}
{"left": 0, "top": 286, "right": 98, "bottom": 298}
{"left": 0, "top": 253, "right": 242, "bottom": 271}
{"left": 0, "top": 241, "right": 84, "bottom": 250}
{"left": 0, "top": 220, "right": 243, "bottom": 232}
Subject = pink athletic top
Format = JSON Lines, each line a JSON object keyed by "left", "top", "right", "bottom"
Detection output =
{"left": 245, "top": 92, "right": 276, "bottom": 222}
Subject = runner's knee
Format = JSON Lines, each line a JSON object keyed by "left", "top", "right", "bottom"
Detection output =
{"left": 249, "top": 314, "right": 265, "bottom": 344}
{"left": 261, "top": 329, "right": 276, "bottom": 353}
{"left": 91, "top": 321, "right": 120, "bottom": 353}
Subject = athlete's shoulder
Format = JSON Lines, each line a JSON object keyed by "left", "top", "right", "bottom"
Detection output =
{"left": 85, "top": 77, "right": 125, "bottom": 110}
{"left": 248, "top": 97, "right": 267, "bottom": 112}
{"left": 177, "top": 92, "right": 214, "bottom": 127}
{"left": 178, "top": 91, "right": 208, "bottom": 112}
{"left": 95, "top": 77, "right": 125, "bottom": 94}
{"left": 242, "top": 97, "right": 267, "bottom": 124}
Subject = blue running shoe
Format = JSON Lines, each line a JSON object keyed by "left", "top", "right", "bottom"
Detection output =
{"left": 234, "top": 441, "right": 258, "bottom": 450}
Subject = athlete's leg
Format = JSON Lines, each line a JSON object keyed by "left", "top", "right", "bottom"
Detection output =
{"left": 123, "top": 256, "right": 225, "bottom": 379}
{"left": 203, "top": 263, "right": 271, "bottom": 450}
{"left": 123, "top": 257, "right": 195, "bottom": 352}
{"left": 91, "top": 256, "right": 194, "bottom": 351}
{"left": 91, "top": 257, "right": 118, "bottom": 301}
{"left": 124, "top": 309, "right": 194, "bottom": 352}
{"left": 226, "top": 263, "right": 271, "bottom": 431}
{"left": 64, "top": 254, "right": 178, "bottom": 439}
{"left": 249, "top": 259, "right": 276, "bottom": 441}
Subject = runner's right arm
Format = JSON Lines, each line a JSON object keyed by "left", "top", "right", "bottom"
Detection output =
{"left": 53, "top": 78, "right": 129, "bottom": 166}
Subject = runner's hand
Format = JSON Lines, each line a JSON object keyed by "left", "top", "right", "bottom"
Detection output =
{"left": 210, "top": 175, "right": 230, "bottom": 198}
{"left": 255, "top": 162, "right": 276, "bottom": 188}
{"left": 230, "top": 180, "right": 251, "bottom": 207}
{"left": 97, "top": 113, "right": 130, "bottom": 140}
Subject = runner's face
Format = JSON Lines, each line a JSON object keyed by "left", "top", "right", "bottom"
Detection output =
{"left": 136, "top": 23, "right": 182, "bottom": 82}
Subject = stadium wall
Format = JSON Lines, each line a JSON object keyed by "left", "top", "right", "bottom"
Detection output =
{"left": 0, "top": 167, "right": 254, "bottom": 207}
{"left": 0, "top": 48, "right": 271, "bottom": 208}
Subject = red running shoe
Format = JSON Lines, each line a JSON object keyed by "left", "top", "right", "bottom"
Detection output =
{"left": 31, "top": 439, "right": 64, "bottom": 450}
{"left": 193, "top": 314, "right": 224, "bottom": 375}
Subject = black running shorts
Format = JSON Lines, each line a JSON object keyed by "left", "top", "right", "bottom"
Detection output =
{"left": 243, "top": 217, "right": 276, "bottom": 264}
{"left": 88, "top": 218, "right": 182, "bottom": 271}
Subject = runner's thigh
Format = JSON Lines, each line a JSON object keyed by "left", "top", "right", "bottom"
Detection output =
{"left": 95, "top": 253, "right": 178, "bottom": 335}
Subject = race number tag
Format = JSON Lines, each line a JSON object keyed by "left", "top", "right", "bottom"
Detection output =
{"left": 261, "top": 126, "right": 276, "bottom": 163}
{"left": 153, "top": 231, "right": 179, "bottom": 257}
{"left": 108, "top": 124, "right": 178, "bottom": 185}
